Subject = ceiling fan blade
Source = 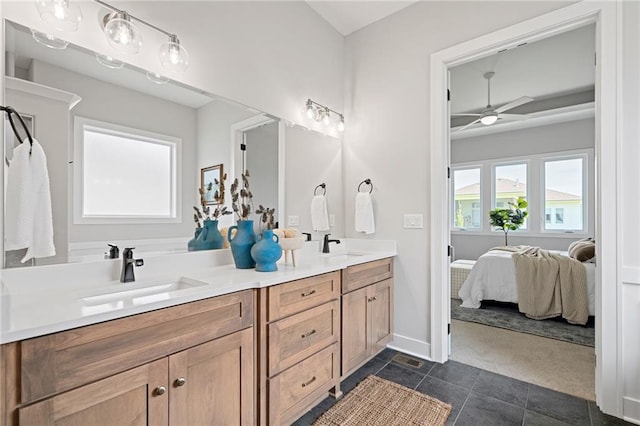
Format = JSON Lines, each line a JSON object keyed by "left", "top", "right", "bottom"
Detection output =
{"left": 451, "top": 113, "right": 482, "bottom": 117}
{"left": 495, "top": 96, "right": 533, "bottom": 113}
{"left": 454, "top": 118, "right": 481, "bottom": 132}
{"left": 497, "top": 113, "right": 530, "bottom": 121}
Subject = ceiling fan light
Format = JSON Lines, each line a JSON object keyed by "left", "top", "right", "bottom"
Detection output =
{"left": 103, "top": 11, "right": 142, "bottom": 54}
{"left": 35, "top": 0, "right": 82, "bottom": 32}
{"left": 480, "top": 114, "right": 498, "bottom": 125}
{"left": 159, "top": 35, "right": 189, "bottom": 72}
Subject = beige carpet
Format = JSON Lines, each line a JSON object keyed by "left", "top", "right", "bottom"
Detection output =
{"left": 314, "top": 375, "right": 452, "bottom": 425}
{"left": 451, "top": 319, "right": 595, "bottom": 401}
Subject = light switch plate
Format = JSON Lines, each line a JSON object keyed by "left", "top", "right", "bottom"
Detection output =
{"left": 403, "top": 214, "right": 423, "bottom": 229}
{"left": 287, "top": 215, "right": 300, "bottom": 226}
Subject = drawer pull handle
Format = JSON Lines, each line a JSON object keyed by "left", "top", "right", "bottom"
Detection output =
{"left": 175, "top": 377, "right": 186, "bottom": 387}
{"left": 301, "top": 329, "right": 317, "bottom": 339}
{"left": 301, "top": 289, "right": 316, "bottom": 297}
{"left": 154, "top": 386, "right": 166, "bottom": 396}
{"left": 372, "top": 296, "right": 378, "bottom": 301}
{"left": 301, "top": 376, "right": 316, "bottom": 387}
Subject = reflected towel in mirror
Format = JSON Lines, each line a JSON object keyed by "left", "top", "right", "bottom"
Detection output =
{"left": 355, "top": 192, "right": 375, "bottom": 234}
{"left": 5, "top": 138, "right": 56, "bottom": 262}
{"left": 311, "top": 195, "right": 330, "bottom": 231}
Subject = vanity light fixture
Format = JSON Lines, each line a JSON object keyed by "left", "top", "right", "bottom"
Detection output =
{"left": 95, "top": 0, "right": 189, "bottom": 72}
{"left": 31, "top": 29, "right": 69, "bottom": 49}
{"left": 304, "top": 98, "right": 345, "bottom": 132}
{"left": 35, "top": 0, "right": 83, "bottom": 32}
{"left": 95, "top": 53, "right": 124, "bottom": 69}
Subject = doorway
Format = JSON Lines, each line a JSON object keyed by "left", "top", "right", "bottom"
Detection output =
{"left": 429, "top": 2, "right": 620, "bottom": 417}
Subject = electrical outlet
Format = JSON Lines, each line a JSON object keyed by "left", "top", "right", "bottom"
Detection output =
{"left": 403, "top": 214, "right": 423, "bottom": 229}
{"left": 329, "top": 214, "right": 335, "bottom": 227}
{"left": 287, "top": 215, "right": 300, "bottom": 226}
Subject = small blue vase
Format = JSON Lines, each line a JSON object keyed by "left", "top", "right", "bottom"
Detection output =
{"left": 190, "top": 219, "right": 224, "bottom": 251}
{"left": 228, "top": 220, "right": 256, "bottom": 269}
{"left": 251, "top": 229, "right": 283, "bottom": 272}
{"left": 187, "top": 227, "right": 203, "bottom": 251}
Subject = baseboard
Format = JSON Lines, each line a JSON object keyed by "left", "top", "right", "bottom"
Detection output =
{"left": 387, "top": 334, "right": 432, "bottom": 361}
{"left": 624, "top": 397, "right": 640, "bottom": 425}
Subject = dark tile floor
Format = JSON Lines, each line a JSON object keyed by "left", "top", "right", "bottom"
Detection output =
{"left": 293, "top": 348, "right": 633, "bottom": 426}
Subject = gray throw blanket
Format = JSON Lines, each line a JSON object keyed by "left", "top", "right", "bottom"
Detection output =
{"left": 505, "top": 246, "right": 588, "bottom": 325}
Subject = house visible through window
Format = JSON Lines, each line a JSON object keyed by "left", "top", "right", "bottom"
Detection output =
{"left": 452, "top": 168, "right": 481, "bottom": 230}
{"left": 494, "top": 163, "right": 527, "bottom": 229}
{"left": 544, "top": 157, "right": 584, "bottom": 231}
{"left": 74, "top": 117, "right": 179, "bottom": 223}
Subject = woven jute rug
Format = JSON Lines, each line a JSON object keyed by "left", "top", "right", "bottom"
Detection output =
{"left": 313, "top": 375, "right": 452, "bottom": 426}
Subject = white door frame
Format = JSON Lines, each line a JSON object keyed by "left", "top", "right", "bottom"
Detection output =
{"left": 429, "top": 1, "right": 621, "bottom": 417}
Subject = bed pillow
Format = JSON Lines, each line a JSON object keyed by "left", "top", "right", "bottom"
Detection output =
{"left": 568, "top": 238, "right": 595, "bottom": 262}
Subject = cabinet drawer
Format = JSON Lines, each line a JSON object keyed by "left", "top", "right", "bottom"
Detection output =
{"left": 342, "top": 258, "right": 393, "bottom": 293}
{"left": 268, "top": 271, "right": 340, "bottom": 321}
{"left": 20, "top": 290, "right": 253, "bottom": 404}
{"left": 268, "top": 343, "right": 339, "bottom": 425}
{"left": 268, "top": 300, "right": 339, "bottom": 376}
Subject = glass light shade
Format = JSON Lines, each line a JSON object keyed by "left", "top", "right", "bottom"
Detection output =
{"left": 35, "top": 0, "right": 82, "bottom": 32}
{"left": 104, "top": 11, "right": 142, "bottom": 54}
{"left": 146, "top": 71, "right": 169, "bottom": 85}
{"left": 337, "top": 117, "right": 345, "bottom": 132}
{"left": 95, "top": 53, "right": 124, "bottom": 69}
{"left": 322, "top": 108, "right": 331, "bottom": 125}
{"left": 31, "top": 29, "right": 69, "bottom": 49}
{"left": 480, "top": 113, "right": 498, "bottom": 125}
{"left": 159, "top": 35, "right": 189, "bottom": 72}
{"left": 305, "top": 100, "right": 315, "bottom": 119}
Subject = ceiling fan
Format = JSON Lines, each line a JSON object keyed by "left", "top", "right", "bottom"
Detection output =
{"left": 452, "top": 71, "right": 533, "bottom": 132}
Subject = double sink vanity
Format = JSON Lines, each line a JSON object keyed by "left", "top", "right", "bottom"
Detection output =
{"left": 0, "top": 239, "right": 396, "bottom": 425}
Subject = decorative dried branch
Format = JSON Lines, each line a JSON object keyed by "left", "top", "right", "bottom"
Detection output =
{"left": 230, "top": 171, "right": 253, "bottom": 221}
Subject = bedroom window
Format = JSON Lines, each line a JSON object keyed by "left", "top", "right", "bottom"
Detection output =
{"left": 73, "top": 117, "right": 180, "bottom": 224}
{"left": 494, "top": 163, "right": 527, "bottom": 229}
{"left": 452, "top": 167, "right": 481, "bottom": 230}
{"left": 544, "top": 157, "right": 584, "bottom": 231}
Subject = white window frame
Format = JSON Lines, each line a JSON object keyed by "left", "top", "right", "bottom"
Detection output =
{"left": 450, "top": 165, "right": 483, "bottom": 231}
{"left": 540, "top": 152, "right": 590, "bottom": 234}
{"left": 73, "top": 117, "right": 182, "bottom": 224}
{"left": 451, "top": 149, "right": 593, "bottom": 238}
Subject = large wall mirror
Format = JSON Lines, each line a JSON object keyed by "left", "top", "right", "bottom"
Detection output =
{"left": 3, "top": 20, "right": 343, "bottom": 269}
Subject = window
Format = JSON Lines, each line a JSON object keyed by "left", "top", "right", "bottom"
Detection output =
{"left": 544, "top": 157, "right": 584, "bottom": 231}
{"left": 545, "top": 208, "right": 552, "bottom": 224}
{"left": 494, "top": 163, "right": 527, "bottom": 229}
{"left": 74, "top": 117, "right": 180, "bottom": 223}
{"left": 452, "top": 168, "right": 480, "bottom": 230}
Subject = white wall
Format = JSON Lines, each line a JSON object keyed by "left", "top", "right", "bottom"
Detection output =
{"left": 285, "top": 124, "right": 343, "bottom": 239}
{"left": 342, "top": 0, "right": 574, "bottom": 355}
{"left": 246, "top": 121, "right": 279, "bottom": 227}
{"left": 29, "top": 60, "right": 198, "bottom": 243}
{"left": 451, "top": 118, "right": 595, "bottom": 260}
{"left": 1, "top": 1, "right": 344, "bottom": 129}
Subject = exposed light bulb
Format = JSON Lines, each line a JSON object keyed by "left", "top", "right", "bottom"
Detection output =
{"left": 337, "top": 115, "right": 345, "bottom": 132}
{"left": 323, "top": 107, "right": 331, "bottom": 125}
{"left": 480, "top": 113, "right": 498, "bottom": 125}
{"left": 159, "top": 35, "right": 189, "bottom": 72}
{"left": 305, "top": 99, "right": 315, "bottom": 119}
{"left": 103, "top": 11, "right": 142, "bottom": 54}
{"left": 35, "top": 0, "right": 82, "bottom": 32}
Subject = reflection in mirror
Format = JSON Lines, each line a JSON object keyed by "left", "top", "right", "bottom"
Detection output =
{"left": 3, "top": 20, "right": 261, "bottom": 267}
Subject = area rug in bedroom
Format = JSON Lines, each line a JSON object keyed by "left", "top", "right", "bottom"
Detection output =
{"left": 450, "top": 299, "right": 595, "bottom": 347}
{"left": 313, "top": 375, "right": 451, "bottom": 426}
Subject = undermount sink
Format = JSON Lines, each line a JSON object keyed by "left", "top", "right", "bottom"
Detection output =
{"left": 323, "top": 251, "right": 366, "bottom": 258}
{"left": 81, "top": 278, "right": 208, "bottom": 306}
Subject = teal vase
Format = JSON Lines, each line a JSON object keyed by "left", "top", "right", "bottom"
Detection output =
{"left": 251, "top": 229, "right": 283, "bottom": 272}
{"left": 190, "top": 219, "right": 224, "bottom": 251}
{"left": 228, "top": 220, "right": 256, "bottom": 269}
{"left": 187, "top": 227, "right": 204, "bottom": 251}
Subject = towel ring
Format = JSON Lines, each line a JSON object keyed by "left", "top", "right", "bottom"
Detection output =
{"left": 314, "top": 183, "right": 326, "bottom": 196}
{"left": 358, "top": 179, "right": 373, "bottom": 194}
{"left": 1, "top": 105, "right": 34, "bottom": 155}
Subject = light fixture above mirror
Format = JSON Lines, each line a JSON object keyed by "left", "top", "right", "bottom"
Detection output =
{"left": 305, "top": 98, "right": 344, "bottom": 133}
{"left": 35, "top": 0, "right": 83, "bottom": 32}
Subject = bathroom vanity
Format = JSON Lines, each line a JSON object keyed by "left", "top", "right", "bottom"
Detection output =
{"left": 0, "top": 241, "right": 396, "bottom": 426}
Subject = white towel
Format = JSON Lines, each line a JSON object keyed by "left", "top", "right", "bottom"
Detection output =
{"left": 5, "top": 138, "right": 56, "bottom": 262}
{"left": 311, "top": 195, "right": 330, "bottom": 231}
{"left": 355, "top": 192, "right": 375, "bottom": 234}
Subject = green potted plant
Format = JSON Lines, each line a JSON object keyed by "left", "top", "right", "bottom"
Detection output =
{"left": 488, "top": 196, "right": 528, "bottom": 246}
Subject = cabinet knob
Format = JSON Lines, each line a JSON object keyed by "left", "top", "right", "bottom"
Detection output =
{"left": 301, "top": 376, "right": 316, "bottom": 387}
{"left": 154, "top": 386, "right": 166, "bottom": 396}
{"left": 174, "top": 377, "right": 186, "bottom": 387}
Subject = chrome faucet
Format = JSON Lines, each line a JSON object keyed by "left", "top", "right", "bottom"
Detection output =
{"left": 120, "top": 248, "right": 144, "bottom": 283}
{"left": 322, "top": 234, "right": 341, "bottom": 253}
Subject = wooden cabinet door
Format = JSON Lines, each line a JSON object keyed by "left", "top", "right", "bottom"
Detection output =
{"left": 168, "top": 328, "right": 253, "bottom": 426}
{"left": 341, "top": 286, "right": 369, "bottom": 375}
{"left": 19, "top": 358, "right": 168, "bottom": 426}
{"left": 369, "top": 279, "right": 394, "bottom": 355}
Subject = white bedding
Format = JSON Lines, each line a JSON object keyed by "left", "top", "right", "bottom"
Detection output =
{"left": 458, "top": 249, "right": 596, "bottom": 316}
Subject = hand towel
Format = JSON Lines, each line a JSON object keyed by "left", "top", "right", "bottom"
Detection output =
{"left": 5, "top": 138, "right": 56, "bottom": 262}
{"left": 311, "top": 195, "right": 330, "bottom": 231}
{"left": 355, "top": 192, "right": 375, "bottom": 234}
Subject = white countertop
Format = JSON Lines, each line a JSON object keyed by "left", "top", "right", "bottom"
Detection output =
{"left": 0, "top": 239, "right": 396, "bottom": 344}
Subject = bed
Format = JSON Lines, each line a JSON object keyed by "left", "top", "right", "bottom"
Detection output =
{"left": 458, "top": 248, "right": 596, "bottom": 316}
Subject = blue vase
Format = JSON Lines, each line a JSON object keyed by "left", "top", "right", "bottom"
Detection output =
{"left": 251, "top": 229, "right": 283, "bottom": 272}
{"left": 190, "top": 219, "right": 224, "bottom": 251}
{"left": 228, "top": 220, "right": 256, "bottom": 269}
{"left": 187, "top": 227, "right": 203, "bottom": 251}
